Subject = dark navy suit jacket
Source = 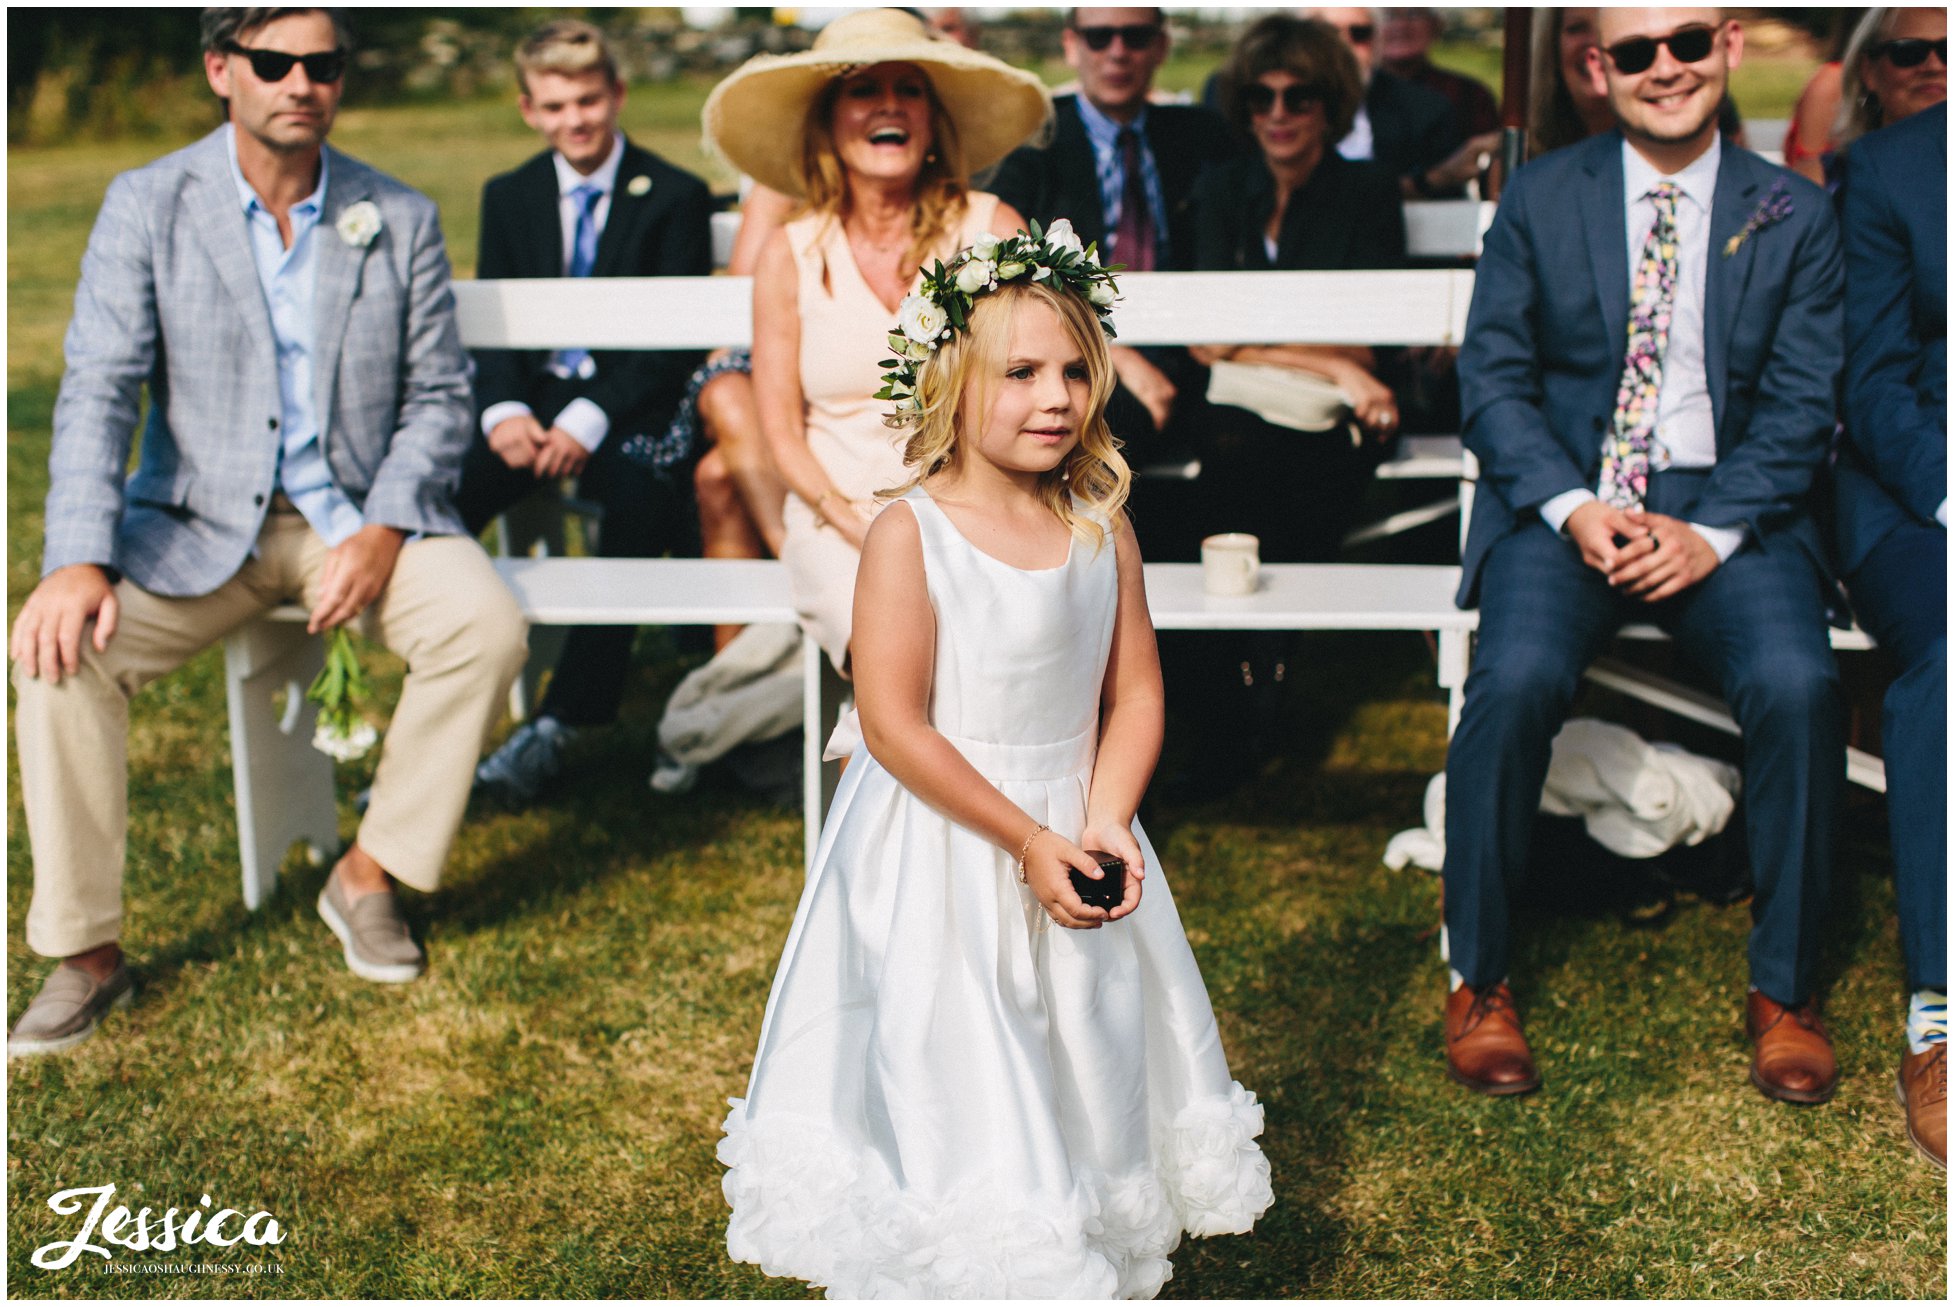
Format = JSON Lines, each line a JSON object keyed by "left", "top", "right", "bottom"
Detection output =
{"left": 1837, "top": 103, "right": 1947, "bottom": 574}
{"left": 1455, "top": 130, "right": 1845, "bottom": 607}
{"left": 472, "top": 139, "right": 712, "bottom": 443}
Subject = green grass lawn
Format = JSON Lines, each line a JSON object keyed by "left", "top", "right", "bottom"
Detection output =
{"left": 7, "top": 74, "right": 1943, "bottom": 1299}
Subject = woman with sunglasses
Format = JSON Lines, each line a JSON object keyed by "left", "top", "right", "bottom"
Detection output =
{"left": 1187, "top": 14, "right": 1406, "bottom": 562}
{"left": 1834, "top": 7, "right": 1948, "bottom": 174}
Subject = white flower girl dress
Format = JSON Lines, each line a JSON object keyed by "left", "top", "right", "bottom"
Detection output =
{"left": 719, "top": 488, "right": 1272, "bottom": 1298}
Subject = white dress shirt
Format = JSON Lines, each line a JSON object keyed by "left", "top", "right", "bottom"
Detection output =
{"left": 1338, "top": 103, "right": 1377, "bottom": 163}
{"left": 1541, "top": 135, "right": 1745, "bottom": 563}
{"left": 480, "top": 132, "right": 627, "bottom": 453}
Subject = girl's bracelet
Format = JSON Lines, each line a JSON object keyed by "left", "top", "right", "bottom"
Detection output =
{"left": 1016, "top": 823, "right": 1050, "bottom": 884}
{"left": 814, "top": 488, "right": 846, "bottom": 522}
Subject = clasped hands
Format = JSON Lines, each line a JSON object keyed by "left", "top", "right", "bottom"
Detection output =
{"left": 1020, "top": 819, "right": 1145, "bottom": 930}
{"left": 1564, "top": 501, "right": 1719, "bottom": 602}
{"left": 489, "top": 413, "right": 588, "bottom": 480}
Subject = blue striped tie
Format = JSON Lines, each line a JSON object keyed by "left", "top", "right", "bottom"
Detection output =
{"left": 556, "top": 182, "right": 603, "bottom": 375}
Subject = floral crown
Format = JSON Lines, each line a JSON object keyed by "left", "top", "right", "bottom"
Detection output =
{"left": 875, "top": 219, "right": 1122, "bottom": 429}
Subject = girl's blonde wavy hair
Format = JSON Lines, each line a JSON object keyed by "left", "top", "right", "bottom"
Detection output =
{"left": 881, "top": 281, "right": 1132, "bottom": 551}
{"left": 796, "top": 71, "right": 970, "bottom": 273}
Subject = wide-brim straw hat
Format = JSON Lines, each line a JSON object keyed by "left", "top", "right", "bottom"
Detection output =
{"left": 703, "top": 8, "right": 1053, "bottom": 199}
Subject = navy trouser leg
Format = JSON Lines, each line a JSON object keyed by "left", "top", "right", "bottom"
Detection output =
{"left": 1847, "top": 521, "right": 1947, "bottom": 992}
{"left": 1444, "top": 521, "right": 1621, "bottom": 986}
{"left": 1664, "top": 540, "right": 1843, "bottom": 1005}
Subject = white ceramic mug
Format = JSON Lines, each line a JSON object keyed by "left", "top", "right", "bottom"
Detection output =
{"left": 1201, "top": 533, "right": 1261, "bottom": 596}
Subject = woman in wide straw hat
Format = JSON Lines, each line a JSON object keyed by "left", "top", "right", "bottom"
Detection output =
{"left": 705, "top": 8, "right": 1049, "bottom": 683}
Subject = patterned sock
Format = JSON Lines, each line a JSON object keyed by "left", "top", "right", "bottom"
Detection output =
{"left": 1907, "top": 989, "right": 1947, "bottom": 1055}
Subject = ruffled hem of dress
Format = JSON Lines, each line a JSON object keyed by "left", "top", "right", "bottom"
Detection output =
{"left": 717, "top": 1082, "right": 1272, "bottom": 1300}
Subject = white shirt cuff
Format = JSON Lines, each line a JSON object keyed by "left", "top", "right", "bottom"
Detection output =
{"left": 481, "top": 401, "right": 533, "bottom": 440}
{"left": 551, "top": 398, "right": 611, "bottom": 453}
{"left": 1688, "top": 521, "right": 1746, "bottom": 563}
{"left": 1540, "top": 489, "right": 1597, "bottom": 536}
{"left": 1937, "top": 499, "right": 1947, "bottom": 528}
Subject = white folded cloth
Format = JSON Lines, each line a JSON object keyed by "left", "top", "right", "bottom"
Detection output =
{"left": 655, "top": 622, "right": 804, "bottom": 768}
{"left": 1383, "top": 717, "right": 1744, "bottom": 872}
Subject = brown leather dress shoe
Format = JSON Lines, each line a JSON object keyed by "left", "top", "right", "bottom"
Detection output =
{"left": 1445, "top": 982, "right": 1541, "bottom": 1095}
{"left": 1746, "top": 991, "right": 1839, "bottom": 1104}
{"left": 1897, "top": 1044, "right": 1947, "bottom": 1169}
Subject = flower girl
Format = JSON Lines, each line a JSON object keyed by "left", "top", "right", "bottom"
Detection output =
{"left": 718, "top": 223, "right": 1272, "bottom": 1299}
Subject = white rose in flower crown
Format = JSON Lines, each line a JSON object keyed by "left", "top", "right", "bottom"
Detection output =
{"left": 336, "top": 200, "right": 382, "bottom": 248}
{"left": 997, "top": 259, "right": 1028, "bottom": 281}
{"left": 955, "top": 258, "right": 995, "bottom": 294}
{"left": 1044, "top": 218, "right": 1084, "bottom": 257}
{"left": 898, "top": 294, "right": 947, "bottom": 345}
{"left": 1088, "top": 280, "right": 1118, "bottom": 307}
{"left": 902, "top": 336, "right": 933, "bottom": 362}
{"left": 971, "top": 231, "right": 1000, "bottom": 259}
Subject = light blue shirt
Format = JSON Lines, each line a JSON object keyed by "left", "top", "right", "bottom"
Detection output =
{"left": 1074, "top": 96, "right": 1169, "bottom": 264}
{"left": 226, "top": 124, "right": 365, "bottom": 547}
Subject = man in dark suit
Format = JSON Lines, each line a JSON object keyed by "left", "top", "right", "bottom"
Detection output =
{"left": 1838, "top": 102, "right": 1946, "bottom": 1169}
{"left": 1444, "top": 9, "right": 1846, "bottom": 1104}
{"left": 458, "top": 20, "right": 712, "bottom": 805}
{"left": 989, "top": 6, "right": 1229, "bottom": 483}
{"left": 1308, "top": 8, "right": 1467, "bottom": 195}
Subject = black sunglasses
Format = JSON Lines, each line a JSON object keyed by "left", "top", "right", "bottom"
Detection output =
{"left": 1074, "top": 23, "right": 1162, "bottom": 52}
{"left": 224, "top": 43, "right": 347, "bottom": 84}
{"left": 1870, "top": 37, "right": 1948, "bottom": 68}
{"left": 1243, "top": 83, "right": 1325, "bottom": 116}
{"left": 1603, "top": 24, "right": 1718, "bottom": 75}
{"left": 1336, "top": 23, "right": 1376, "bottom": 45}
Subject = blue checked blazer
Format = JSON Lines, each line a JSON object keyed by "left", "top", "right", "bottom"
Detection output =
{"left": 43, "top": 127, "right": 473, "bottom": 597}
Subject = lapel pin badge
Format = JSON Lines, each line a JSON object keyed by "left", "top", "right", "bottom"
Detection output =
{"left": 627, "top": 175, "right": 652, "bottom": 197}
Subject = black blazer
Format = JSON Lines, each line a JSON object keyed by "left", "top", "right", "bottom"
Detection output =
{"left": 989, "top": 94, "right": 1234, "bottom": 270}
{"left": 1365, "top": 68, "right": 1466, "bottom": 184}
{"left": 472, "top": 139, "right": 713, "bottom": 442}
{"left": 1191, "top": 151, "right": 1405, "bottom": 272}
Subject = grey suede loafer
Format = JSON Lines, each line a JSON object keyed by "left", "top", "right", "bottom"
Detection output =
{"left": 7, "top": 962, "right": 136, "bottom": 1058}
{"left": 317, "top": 872, "right": 425, "bottom": 984}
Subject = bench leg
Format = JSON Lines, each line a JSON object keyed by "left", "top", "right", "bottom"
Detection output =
{"left": 1437, "top": 627, "right": 1471, "bottom": 737}
{"left": 223, "top": 621, "right": 342, "bottom": 910}
{"left": 495, "top": 494, "right": 571, "bottom": 722}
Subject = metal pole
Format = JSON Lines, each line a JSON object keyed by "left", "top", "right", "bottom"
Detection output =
{"left": 1499, "top": 7, "right": 1534, "bottom": 184}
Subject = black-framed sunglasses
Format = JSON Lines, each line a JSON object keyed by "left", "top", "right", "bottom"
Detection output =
{"left": 1870, "top": 37, "right": 1948, "bottom": 68}
{"left": 1603, "top": 24, "right": 1719, "bottom": 75}
{"left": 1334, "top": 23, "right": 1376, "bottom": 45}
{"left": 1074, "top": 23, "right": 1162, "bottom": 52}
{"left": 224, "top": 43, "right": 348, "bottom": 84}
{"left": 1243, "top": 83, "right": 1325, "bottom": 116}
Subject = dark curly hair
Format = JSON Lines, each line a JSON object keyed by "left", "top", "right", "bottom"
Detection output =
{"left": 1218, "top": 14, "right": 1363, "bottom": 145}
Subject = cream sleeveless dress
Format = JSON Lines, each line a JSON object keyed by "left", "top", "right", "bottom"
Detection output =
{"left": 779, "top": 192, "right": 1001, "bottom": 675}
{"left": 719, "top": 488, "right": 1273, "bottom": 1299}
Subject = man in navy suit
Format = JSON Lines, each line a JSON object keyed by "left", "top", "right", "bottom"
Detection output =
{"left": 456, "top": 20, "right": 712, "bottom": 805}
{"left": 1443, "top": 9, "right": 1845, "bottom": 1103}
{"left": 1838, "top": 102, "right": 1946, "bottom": 1169}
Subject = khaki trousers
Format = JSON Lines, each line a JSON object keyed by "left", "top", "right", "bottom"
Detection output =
{"left": 14, "top": 508, "right": 529, "bottom": 957}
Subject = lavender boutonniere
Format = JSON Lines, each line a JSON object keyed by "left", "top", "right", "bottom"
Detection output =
{"left": 1722, "top": 179, "right": 1794, "bottom": 258}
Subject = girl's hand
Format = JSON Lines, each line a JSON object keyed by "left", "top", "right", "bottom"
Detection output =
{"left": 1022, "top": 829, "right": 1112, "bottom": 930}
{"left": 1078, "top": 819, "right": 1146, "bottom": 921}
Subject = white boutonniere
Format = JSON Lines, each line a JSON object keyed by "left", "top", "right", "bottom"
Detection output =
{"left": 336, "top": 200, "right": 382, "bottom": 248}
{"left": 626, "top": 174, "right": 652, "bottom": 197}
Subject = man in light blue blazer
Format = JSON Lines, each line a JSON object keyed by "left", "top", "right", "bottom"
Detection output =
{"left": 8, "top": 9, "right": 527, "bottom": 1056}
{"left": 1838, "top": 101, "right": 1946, "bottom": 1169}
{"left": 1442, "top": 9, "right": 1845, "bottom": 1103}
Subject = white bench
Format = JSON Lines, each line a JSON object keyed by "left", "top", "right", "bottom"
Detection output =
{"left": 221, "top": 266, "right": 1878, "bottom": 911}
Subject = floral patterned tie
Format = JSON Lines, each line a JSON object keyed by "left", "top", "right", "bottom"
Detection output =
{"left": 1599, "top": 181, "right": 1681, "bottom": 509}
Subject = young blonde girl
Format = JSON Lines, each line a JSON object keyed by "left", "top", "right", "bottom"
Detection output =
{"left": 719, "top": 229, "right": 1271, "bottom": 1299}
